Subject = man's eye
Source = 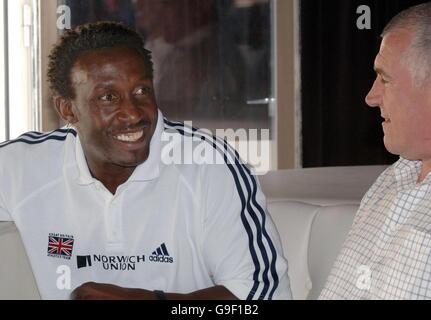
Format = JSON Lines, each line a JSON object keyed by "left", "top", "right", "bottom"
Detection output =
{"left": 135, "top": 87, "right": 152, "bottom": 96}
{"left": 379, "top": 75, "right": 389, "bottom": 84}
{"left": 100, "top": 93, "right": 117, "bottom": 102}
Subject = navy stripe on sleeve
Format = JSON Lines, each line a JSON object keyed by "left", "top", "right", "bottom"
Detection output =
{"left": 0, "top": 128, "right": 77, "bottom": 149}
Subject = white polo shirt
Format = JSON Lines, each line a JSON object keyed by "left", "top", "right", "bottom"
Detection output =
{"left": 0, "top": 110, "right": 291, "bottom": 300}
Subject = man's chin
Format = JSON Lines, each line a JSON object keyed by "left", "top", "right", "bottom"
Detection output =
{"left": 107, "top": 141, "right": 151, "bottom": 166}
{"left": 114, "top": 158, "right": 148, "bottom": 168}
{"left": 110, "top": 151, "right": 150, "bottom": 168}
{"left": 383, "top": 137, "right": 399, "bottom": 156}
{"left": 384, "top": 140, "right": 414, "bottom": 160}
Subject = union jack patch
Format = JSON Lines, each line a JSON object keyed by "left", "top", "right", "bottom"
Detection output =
{"left": 47, "top": 234, "right": 74, "bottom": 260}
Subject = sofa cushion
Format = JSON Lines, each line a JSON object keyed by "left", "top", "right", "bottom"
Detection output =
{"left": 307, "top": 204, "right": 357, "bottom": 299}
{"left": 267, "top": 200, "right": 319, "bottom": 300}
{"left": 0, "top": 222, "right": 40, "bottom": 299}
{"left": 267, "top": 201, "right": 358, "bottom": 300}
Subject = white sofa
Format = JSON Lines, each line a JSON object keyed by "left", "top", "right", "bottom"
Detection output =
{"left": 0, "top": 165, "right": 387, "bottom": 300}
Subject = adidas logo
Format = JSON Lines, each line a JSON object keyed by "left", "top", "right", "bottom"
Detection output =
{"left": 149, "top": 243, "right": 174, "bottom": 264}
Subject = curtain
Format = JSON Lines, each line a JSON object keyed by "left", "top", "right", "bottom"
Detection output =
{"left": 300, "top": 0, "right": 424, "bottom": 167}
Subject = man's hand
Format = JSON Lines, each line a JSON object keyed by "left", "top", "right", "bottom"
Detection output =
{"left": 70, "top": 282, "right": 238, "bottom": 300}
{"left": 70, "top": 282, "right": 156, "bottom": 300}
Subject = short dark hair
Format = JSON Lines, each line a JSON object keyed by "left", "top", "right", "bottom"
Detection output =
{"left": 47, "top": 21, "right": 153, "bottom": 98}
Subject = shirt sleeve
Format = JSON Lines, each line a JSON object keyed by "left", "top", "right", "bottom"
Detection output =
{"left": 202, "top": 163, "right": 292, "bottom": 300}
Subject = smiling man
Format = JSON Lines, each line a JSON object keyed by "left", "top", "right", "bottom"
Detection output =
{"left": 0, "top": 22, "right": 291, "bottom": 300}
{"left": 320, "top": 2, "right": 431, "bottom": 300}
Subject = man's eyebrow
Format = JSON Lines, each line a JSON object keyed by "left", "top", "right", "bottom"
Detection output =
{"left": 93, "top": 82, "right": 115, "bottom": 90}
{"left": 93, "top": 78, "right": 151, "bottom": 89}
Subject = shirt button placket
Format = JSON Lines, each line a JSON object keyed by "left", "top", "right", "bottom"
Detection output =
{"left": 109, "top": 196, "right": 123, "bottom": 245}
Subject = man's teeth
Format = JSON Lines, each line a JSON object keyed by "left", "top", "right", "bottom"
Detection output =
{"left": 113, "top": 131, "right": 144, "bottom": 142}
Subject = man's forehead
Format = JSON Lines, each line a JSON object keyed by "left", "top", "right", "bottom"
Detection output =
{"left": 71, "top": 48, "right": 150, "bottom": 85}
{"left": 74, "top": 48, "right": 139, "bottom": 70}
{"left": 379, "top": 31, "right": 414, "bottom": 59}
{"left": 71, "top": 68, "right": 89, "bottom": 86}
{"left": 374, "top": 31, "right": 413, "bottom": 70}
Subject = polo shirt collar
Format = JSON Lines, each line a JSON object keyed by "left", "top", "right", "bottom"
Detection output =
{"left": 75, "top": 109, "right": 164, "bottom": 185}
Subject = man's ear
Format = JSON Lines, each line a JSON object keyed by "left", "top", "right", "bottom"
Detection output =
{"left": 53, "top": 96, "right": 78, "bottom": 124}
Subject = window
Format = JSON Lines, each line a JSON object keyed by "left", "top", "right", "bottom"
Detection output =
{"left": 0, "top": 0, "right": 6, "bottom": 142}
{"left": 1, "top": 0, "right": 41, "bottom": 142}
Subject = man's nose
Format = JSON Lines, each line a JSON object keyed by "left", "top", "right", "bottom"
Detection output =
{"left": 117, "top": 98, "right": 143, "bottom": 122}
{"left": 365, "top": 79, "right": 382, "bottom": 108}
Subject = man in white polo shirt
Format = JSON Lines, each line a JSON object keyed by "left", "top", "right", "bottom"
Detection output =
{"left": 0, "top": 22, "right": 291, "bottom": 300}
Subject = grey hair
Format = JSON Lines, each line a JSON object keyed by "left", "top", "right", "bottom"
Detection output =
{"left": 382, "top": 2, "right": 431, "bottom": 84}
